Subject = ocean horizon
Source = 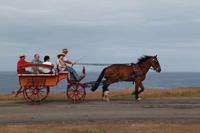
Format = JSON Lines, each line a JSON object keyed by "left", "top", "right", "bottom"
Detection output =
{"left": 0, "top": 71, "right": 200, "bottom": 94}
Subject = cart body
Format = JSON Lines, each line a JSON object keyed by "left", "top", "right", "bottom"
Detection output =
{"left": 16, "top": 63, "right": 86, "bottom": 104}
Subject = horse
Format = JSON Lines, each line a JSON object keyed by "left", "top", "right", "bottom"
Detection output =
{"left": 91, "top": 55, "right": 161, "bottom": 101}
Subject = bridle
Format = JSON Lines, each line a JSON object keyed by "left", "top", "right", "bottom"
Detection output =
{"left": 151, "top": 58, "right": 160, "bottom": 72}
{"left": 139, "top": 58, "right": 160, "bottom": 72}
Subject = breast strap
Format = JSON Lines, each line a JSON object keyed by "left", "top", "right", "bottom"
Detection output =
{"left": 131, "top": 63, "right": 146, "bottom": 78}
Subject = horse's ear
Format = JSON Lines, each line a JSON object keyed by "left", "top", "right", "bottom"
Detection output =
{"left": 155, "top": 55, "right": 157, "bottom": 58}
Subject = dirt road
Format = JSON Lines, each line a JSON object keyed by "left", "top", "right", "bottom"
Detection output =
{"left": 1, "top": 98, "right": 200, "bottom": 124}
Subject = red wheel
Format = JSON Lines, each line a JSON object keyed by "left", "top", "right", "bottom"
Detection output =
{"left": 23, "top": 80, "right": 48, "bottom": 105}
{"left": 67, "top": 84, "right": 86, "bottom": 103}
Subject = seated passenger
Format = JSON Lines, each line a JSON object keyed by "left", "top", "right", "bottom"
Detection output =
{"left": 17, "top": 53, "right": 33, "bottom": 74}
{"left": 32, "top": 54, "right": 43, "bottom": 73}
{"left": 57, "top": 53, "right": 68, "bottom": 71}
{"left": 57, "top": 53, "right": 79, "bottom": 81}
{"left": 42, "top": 55, "right": 54, "bottom": 74}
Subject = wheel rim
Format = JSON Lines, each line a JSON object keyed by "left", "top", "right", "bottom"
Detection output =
{"left": 67, "top": 84, "right": 86, "bottom": 103}
{"left": 23, "top": 80, "right": 48, "bottom": 104}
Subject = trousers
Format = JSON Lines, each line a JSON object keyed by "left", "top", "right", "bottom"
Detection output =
{"left": 64, "top": 66, "right": 79, "bottom": 80}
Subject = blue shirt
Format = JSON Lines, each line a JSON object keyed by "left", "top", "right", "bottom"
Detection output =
{"left": 31, "top": 59, "right": 43, "bottom": 70}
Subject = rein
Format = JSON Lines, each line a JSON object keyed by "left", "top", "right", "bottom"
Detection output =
{"left": 85, "top": 58, "right": 160, "bottom": 87}
{"left": 76, "top": 62, "right": 131, "bottom": 66}
{"left": 138, "top": 59, "right": 160, "bottom": 72}
{"left": 77, "top": 62, "right": 158, "bottom": 71}
{"left": 105, "top": 59, "right": 160, "bottom": 83}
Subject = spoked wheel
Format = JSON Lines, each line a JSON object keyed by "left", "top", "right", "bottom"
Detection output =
{"left": 23, "top": 80, "right": 48, "bottom": 105}
{"left": 67, "top": 84, "right": 86, "bottom": 103}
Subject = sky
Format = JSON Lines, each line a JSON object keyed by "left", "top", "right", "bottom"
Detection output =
{"left": 0, "top": 0, "right": 200, "bottom": 72}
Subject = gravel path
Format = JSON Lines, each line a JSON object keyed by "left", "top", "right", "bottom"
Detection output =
{"left": 1, "top": 98, "right": 200, "bottom": 124}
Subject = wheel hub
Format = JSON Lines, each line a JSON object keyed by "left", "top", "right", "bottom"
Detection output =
{"left": 33, "top": 89, "right": 38, "bottom": 94}
{"left": 74, "top": 91, "right": 78, "bottom": 96}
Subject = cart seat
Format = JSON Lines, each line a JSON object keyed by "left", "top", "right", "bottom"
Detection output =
{"left": 58, "top": 71, "right": 69, "bottom": 74}
{"left": 18, "top": 74, "right": 56, "bottom": 77}
{"left": 17, "top": 64, "right": 56, "bottom": 77}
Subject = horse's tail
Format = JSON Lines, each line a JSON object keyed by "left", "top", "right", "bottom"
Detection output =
{"left": 91, "top": 68, "right": 106, "bottom": 92}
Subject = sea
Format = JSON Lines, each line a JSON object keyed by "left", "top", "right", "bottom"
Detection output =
{"left": 0, "top": 71, "right": 200, "bottom": 94}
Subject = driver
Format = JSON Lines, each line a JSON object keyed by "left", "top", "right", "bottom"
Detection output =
{"left": 60, "top": 48, "right": 81, "bottom": 81}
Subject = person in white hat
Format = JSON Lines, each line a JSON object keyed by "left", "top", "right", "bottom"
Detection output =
{"left": 57, "top": 53, "right": 68, "bottom": 71}
{"left": 17, "top": 53, "right": 32, "bottom": 74}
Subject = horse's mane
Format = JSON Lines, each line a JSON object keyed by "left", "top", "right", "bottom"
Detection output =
{"left": 136, "top": 55, "right": 153, "bottom": 64}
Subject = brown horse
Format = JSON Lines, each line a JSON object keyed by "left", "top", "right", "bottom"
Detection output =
{"left": 91, "top": 55, "right": 161, "bottom": 101}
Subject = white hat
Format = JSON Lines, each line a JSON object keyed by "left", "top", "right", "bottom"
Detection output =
{"left": 57, "top": 53, "right": 65, "bottom": 57}
{"left": 19, "top": 53, "right": 26, "bottom": 58}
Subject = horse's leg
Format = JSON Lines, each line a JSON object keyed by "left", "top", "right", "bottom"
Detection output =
{"left": 102, "top": 84, "right": 110, "bottom": 101}
{"left": 131, "top": 81, "right": 144, "bottom": 94}
{"left": 131, "top": 82, "right": 136, "bottom": 95}
{"left": 138, "top": 82, "right": 144, "bottom": 94}
{"left": 134, "top": 80, "right": 142, "bottom": 101}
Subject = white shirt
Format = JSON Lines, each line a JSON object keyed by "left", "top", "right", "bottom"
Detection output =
{"left": 42, "top": 61, "right": 52, "bottom": 73}
{"left": 57, "top": 59, "right": 65, "bottom": 71}
{"left": 62, "top": 53, "right": 67, "bottom": 65}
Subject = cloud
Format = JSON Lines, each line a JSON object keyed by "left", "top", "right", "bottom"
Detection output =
{"left": 0, "top": 0, "right": 200, "bottom": 72}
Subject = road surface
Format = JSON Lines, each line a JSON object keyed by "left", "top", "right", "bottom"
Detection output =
{"left": 1, "top": 98, "right": 200, "bottom": 124}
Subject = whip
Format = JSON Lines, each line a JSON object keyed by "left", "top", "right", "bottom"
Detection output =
{"left": 71, "top": 56, "right": 87, "bottom": 67}
{"left": 75, "top": 56, "right": 87, "bottom": 63}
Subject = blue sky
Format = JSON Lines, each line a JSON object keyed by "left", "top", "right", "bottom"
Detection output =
{"left": 0, "top": 0, "right": 200, "bottom": 72}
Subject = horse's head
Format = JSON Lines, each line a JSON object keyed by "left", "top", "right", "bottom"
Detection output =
{"left": 151, "top": 55, "right": 161, "bottom": 73}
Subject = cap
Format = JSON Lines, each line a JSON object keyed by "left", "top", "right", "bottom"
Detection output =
{"left": 19, "top": 53, "right": 25, "bottom": 58}
{"left": 62, "top": 48, "right": 68, "bottom": 52}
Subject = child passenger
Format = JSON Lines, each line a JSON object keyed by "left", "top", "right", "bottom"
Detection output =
{"left": 42, "top": 55, "right": 54, "bottom": 74}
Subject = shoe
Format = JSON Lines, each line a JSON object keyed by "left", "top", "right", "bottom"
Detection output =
{"left": 69, "top": 79, "right": 76, "bottom": 82}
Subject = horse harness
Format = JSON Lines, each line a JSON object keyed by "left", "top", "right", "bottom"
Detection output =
{"left": 131, "top": 63, "right": 146, "bottom": 78}
{"left": 105, "top": 63, "right": 146, "bottom": 83}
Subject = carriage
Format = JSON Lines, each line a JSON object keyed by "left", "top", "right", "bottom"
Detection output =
{"left": 16, "top": 63, "right": 87, "bottom": 104}
{"left": 15, "top": 55, "right": 161, "bottom": 104}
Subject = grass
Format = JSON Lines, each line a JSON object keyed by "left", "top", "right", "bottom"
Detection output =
{"left": 110, "top": 91, "right": 200, "bottom": 99}
{"left": 1, "top": 91, "right": 200, "bottom": 102}
{"left": 21, "top": 129, "right": 107, "bottom": 133}
{"left": 19, "top": 129, "right": 178, "bottom": 133}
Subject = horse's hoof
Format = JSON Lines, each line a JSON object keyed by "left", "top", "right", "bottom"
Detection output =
{"left": 106, "top": 98, "right": 110, "bottom": 102}
{"left": 103, "top": 97, "right": 110, "bottom": 101}
{"left": 137, "top": 98, "right": 142, "bottom": 101}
